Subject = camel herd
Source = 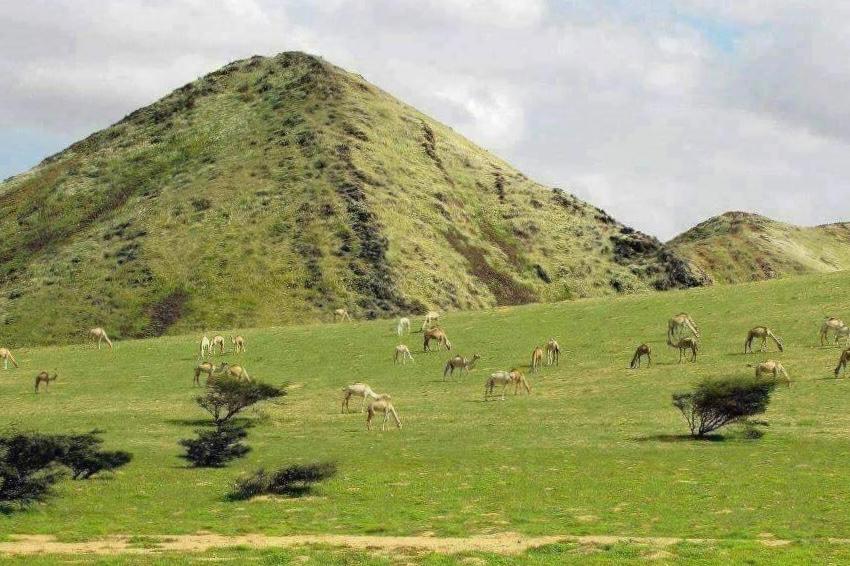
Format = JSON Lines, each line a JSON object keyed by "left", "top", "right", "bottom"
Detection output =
{"left": 630, "top": 313, "right": 850, "bottom": 387}
{"left": 3, "top": 309, "right": 850, "bottom": 431}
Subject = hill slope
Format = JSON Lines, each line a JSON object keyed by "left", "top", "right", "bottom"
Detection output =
{"left": 0, "top": 52, "right": 705, "bottom": 345}
{"left": 670, "top": 211, "right": 850, "bottom": 284}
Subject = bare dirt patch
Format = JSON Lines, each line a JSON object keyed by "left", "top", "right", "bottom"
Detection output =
{"left": 0, "top": 532, "right": 809, "bottom": 557}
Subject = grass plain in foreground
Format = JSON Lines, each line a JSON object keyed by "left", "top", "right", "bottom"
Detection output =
{"left": 2, "top": 271, "right": 850, "bottom": 562}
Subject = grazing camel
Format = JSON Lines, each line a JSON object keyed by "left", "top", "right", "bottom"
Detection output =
{"left": 820, "top": 317, "right": 846, "bottom": 346}
{"left": 630, "top": 344, "right": 652, "bottom": 369}
{"left": 530, "top": 346, "right": 544, "bottom": 373}
{"left": 744, "top": 326, "right": 784, "bottom": 353}
{"left": 0, "top": 348, "right": 18, "bottom": 370}
{"left": 231, "top": 335, "right": 246, "bottom": 354}
{"left": 214, "top": 362, "right": 250, "bottom": 382}
{"left": 423, "top": 328, "right": 451, "bottom": 352}
{"left": 393, "top": 344, "right": 414, "bottom": 365}
{"left": 834, "top": 325, "right": 850, "bottom": 347}
{"left": 334, "top": 308, "right": 352, "bottom": 322}
{"left": 422, "top": 311, "right": 440, "bottom": 330}
{"left": 199, "top": 335, "right": 211, "bottom": 358}
{"left": 443, "top": 354, "right": 480, "bottom": 378}
{"left": 751, "top": 360, "right": 790, "bottom": 387}
{"left": 342, "top": 383, "right": 380, "bottom": 413}
{"left": 194, "top": 361, "right": 216, "bottom": 386}
{"left": 484, "top": 369, "right": 531, "bottom": 400}
{"left": 210, "top": 335, "right": 225, "bottom": 355}
{"left": 366, "top": 395, "right": 401, "bottom": 431}
{"left": 89, "top": 328, "right": 113, "bottom": 350}
{"left": 397, "top": 317, "right": 411, "bottom": 336}
{"left": 667, "top": 313, "right": 699, "bottom": 342}
{"left": 835, "top": 348, "right": 850, "bottom": 377}
{"left": 546, "top": 338, "right": 561, "bottom": 366}
{"left": 34, "top": 371, "right": 57, "bottom": 393}
{"left": 667, "top": 337, "right": 698, "bottom": 363}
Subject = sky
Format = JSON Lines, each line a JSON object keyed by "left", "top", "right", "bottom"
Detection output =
{"left": 2, "top": 0, "right": 849, "bottom": 240}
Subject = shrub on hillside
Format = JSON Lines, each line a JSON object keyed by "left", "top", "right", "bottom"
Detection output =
{"left": 196, "top": 377, "right": 286, "bottom": 424}
{"left": 228, "top": 462, "right": 337, "bottom": 501}
{"left": 179, "top": 422, "right": 250, "bottom": 468}
{"left": 672, "top": 376, "right": 777, "bottom": 437}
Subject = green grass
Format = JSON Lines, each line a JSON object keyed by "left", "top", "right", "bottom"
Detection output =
{"left": 3, "top": 271, "right": 850, "bottom": 562}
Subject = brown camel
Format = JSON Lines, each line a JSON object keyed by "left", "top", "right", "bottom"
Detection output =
{"left": 820, "top": 317, "right": 846, "bottom": 346}
{"left": 630, "top": 344, "right": 651, "bottom": 368}
{"left": 530, "top": 346, "right": 544, "bottom": 373}
{"left": 835, "top": 348, "right": 850, "bottom": 378}
{"left": 546, "top": 338, "right": 561, "bottom": 366}
{"left": 744, "top": 326, "right": 784, "bottom": 353}
{"left": 34, "top": 371, "right": 57, "bottom": 392}
{"left": 424, "top": 328, "right": 451, "bottom": 352}
{"left": 668, "top": 337, "right": 698, "bottom": 363}
{"left": 443, "top": 354, "right": 480, "bottom": 378}
{"left": 751, "top": 360, "right": 790, "bottom": 387}
{"left": 366, "top": 396, "right": 401, "bottom": 431}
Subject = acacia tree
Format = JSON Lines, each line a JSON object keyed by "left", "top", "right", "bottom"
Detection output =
{"left": 197, "top": 377, "right": 285, "bottom": 424}
{"left": 672, "top": 376, "right": 777, "bottom": 437}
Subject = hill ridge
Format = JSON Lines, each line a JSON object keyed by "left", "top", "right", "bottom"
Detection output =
{"left": 0, "top": 51, "right": 705, "bottom": 345}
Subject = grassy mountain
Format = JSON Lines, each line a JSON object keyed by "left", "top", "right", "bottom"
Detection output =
{"left": 0, "top": 52, "right": 705, "bottom": 345}
{"left": 670, "top": 211, "right": 850, "bottom": 284}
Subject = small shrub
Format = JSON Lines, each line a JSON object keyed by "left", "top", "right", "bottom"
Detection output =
{"left": 672, "top": 376, "right": 778, "bottom": 437}
{"left": 196, "top": 377, "right": 286, "bottom": 424}
{"left": 0, "top": 433, "right": 66, "bottom": 507}
{"left": 179, "top": 422, "right": 250, "bottom": 468}
{"left": 228, "top": 462, "right": 337, "bottom": 500}
{"left": 57, "top": 430, "right": 133, "bottom": 479}
{"left": 0, "top": 430, "right": 131, "bottom": 508}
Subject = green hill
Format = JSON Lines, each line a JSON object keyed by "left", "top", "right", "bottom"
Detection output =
{"left": 0, "top": 52, "right": 706, "bottom": 346}
{"left": 669, "top": 211, "right": 850, "bottom": 284}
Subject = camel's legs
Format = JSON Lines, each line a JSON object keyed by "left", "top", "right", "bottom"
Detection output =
{"left": 2, "top": 358, "right": 6, "bottom": 370}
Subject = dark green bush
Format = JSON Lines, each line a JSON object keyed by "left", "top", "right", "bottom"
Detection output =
{"left": 57, "top": 431, "right": 133, "bottom": 479}
{"left": 228, "top": 462, "right": 337, "bottom": 500}
{"left": 0, "top": 430, "right": 131, "bottom": 509}
{"left": 197, "top": 377, "right": 285, "bottom": 424}
{"left": 672, "top": 376, "right": 778, "bottom": 437}
{"left": 179, "top": 422, "right": 250, "bottom": 468}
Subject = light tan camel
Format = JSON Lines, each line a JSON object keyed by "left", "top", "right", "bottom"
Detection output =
{"left": 214, "top": 362, "right": 250, "bottom": 382}
{"left": 668, "top": 313, "right": 699, "bottom": 342}
{"left": 397, "top": 317, "right": 411, "bottom": 336}
{"left": 210, "top": 335, "right": 225, "bottom": 355}
{"left": 484, "top": 369, "right": 531, "bottom": 400}
{"left": 89, "top": 328, "right": 113, "bottom": 350}
{"left": 630, "top": 344, "right": 652, "bottom": 369}
{"left": 334, "top": 308, "right": 352, "bottom": 322}
{"left": 0, "top": 347, "right": 18, "bottom": 370}
{"left": 751, "top": 360, "right": 790, "bottom": 387}
{"left": 443, "top": 354, "right": 480, "bottom": 378}
{"left": 366, "top": 395, "right": 401, "bottom": 431}
{"left": 546, "top": 338, "right": 561, "bottom": 366}
{"left": 424, "top": 328, "right": 451, "bottom": 352}
{"left": 530, "top": 346, "right": 544, "bottom": 373}
{"left": 231, "top": 335, "right": 246, "bottom": 354}
{"left": 34, "top": 371, "right": 57, "bottom": 393}
{"left": 820, "top": 317, "right": 846, "bottom": 346}
{"left": 835, "top": 348, "right": 850, "bottom": 378}
{"left": 342, "top": 383, "right": 380, "bottom": 413}
{"left": 744, "top": 326, "right": 784, "bottom": 353}
{"left": 194, "top": 361, "right": 216, "bottom": 386}
{"left": 422, "top": 311, "right": 440, "bottom": 331}
{"left": 393, "top": 344, "right": 414, "bottom": 364}
{"left": 199, "top": 335, "right": 211, "bottom": 358}
{"left": 667, "top": 337, "right": 698, "bottom": 363}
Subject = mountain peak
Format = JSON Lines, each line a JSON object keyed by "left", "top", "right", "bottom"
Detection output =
{"left": 0, "top": 53, "right": 703, "bottom": 345}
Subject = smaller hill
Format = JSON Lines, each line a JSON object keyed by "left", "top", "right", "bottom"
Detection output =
{"left": 669, "top": 211, "right": 850, "bottom": 284}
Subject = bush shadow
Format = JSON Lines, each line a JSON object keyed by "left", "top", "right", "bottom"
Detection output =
{"left": 632, "top": 433, "right": 726, "bottom": 443}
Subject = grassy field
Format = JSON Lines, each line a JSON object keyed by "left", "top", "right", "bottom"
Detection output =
{"left": 3, "top": 270, "right": 850, "bottom": 563}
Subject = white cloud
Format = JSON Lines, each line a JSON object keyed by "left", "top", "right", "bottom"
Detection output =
{"left": 2, "top": 1, "right": 850, "bottom": 239}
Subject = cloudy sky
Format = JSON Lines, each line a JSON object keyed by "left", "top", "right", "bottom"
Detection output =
{"left": 2, "top": 1, "right": 848, "bottom": 239}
